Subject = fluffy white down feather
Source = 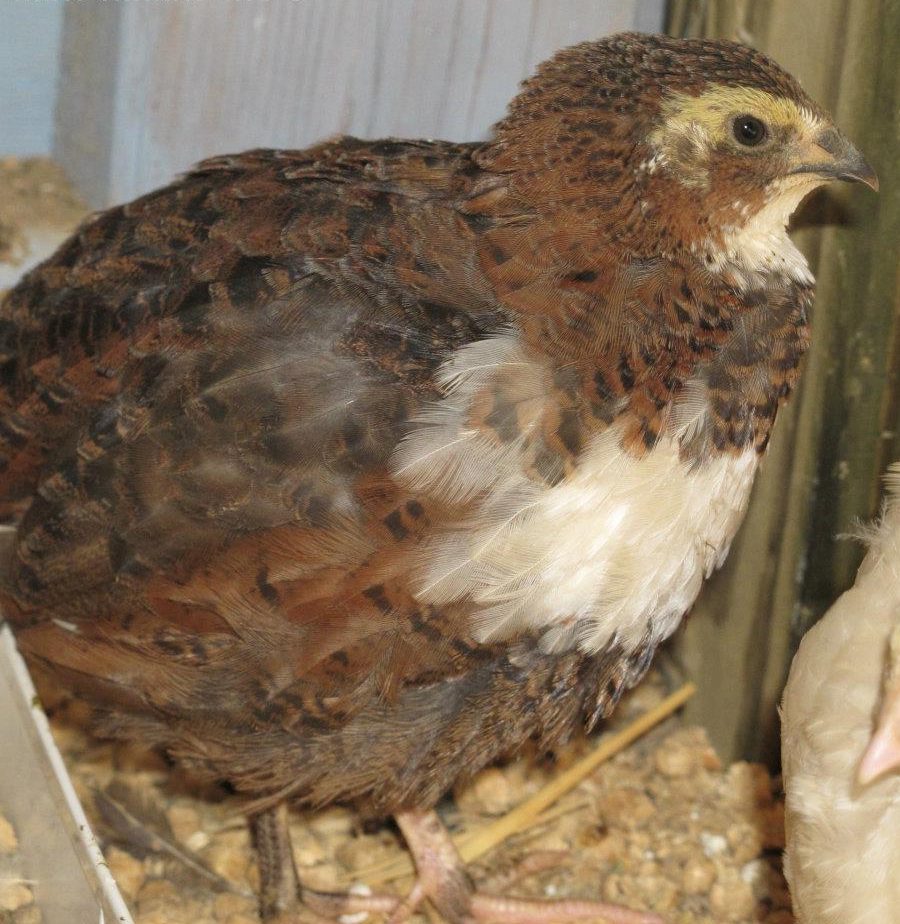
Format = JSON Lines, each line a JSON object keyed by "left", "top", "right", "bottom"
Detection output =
{"left": 781, "top": 464, "right": 900, "bottom": 923}
{"left": 394, "top": 333, "right": 758, "bottom": 655}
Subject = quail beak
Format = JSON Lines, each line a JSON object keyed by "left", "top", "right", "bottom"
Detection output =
{"left": 790, "top": 126, "right": 879, "bottom": 191}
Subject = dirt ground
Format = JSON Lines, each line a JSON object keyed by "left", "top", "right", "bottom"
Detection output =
{"left": 0, "top": 157, "right": 86, "bottom": 292}
{"left": 0, "top": 159, "right": 795, "bottom": 924}
{"left": 31, "top": 670, "right": 794, "bottom": 924}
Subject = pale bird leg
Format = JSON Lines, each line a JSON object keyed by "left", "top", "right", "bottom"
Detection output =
{"left": 858, "top": 647, "right": 900, "bottom": 784}
{"left": 392, "top": 808, "right": 664, "bottom": 924}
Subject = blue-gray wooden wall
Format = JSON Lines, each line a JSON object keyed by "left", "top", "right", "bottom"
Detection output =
{"left": 37, "top": 0, "right": 663, "bottom": 206}
{"left": 0, "top": 0, "right": 63, "bottom": 155}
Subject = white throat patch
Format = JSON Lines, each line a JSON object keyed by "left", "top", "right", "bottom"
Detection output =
{"left": 704, "top": 178, "right": 818, "bottom": 287}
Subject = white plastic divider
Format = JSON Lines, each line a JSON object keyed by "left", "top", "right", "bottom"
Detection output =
{"left": 0, "top": 623, "right": 134, "bottom": 924}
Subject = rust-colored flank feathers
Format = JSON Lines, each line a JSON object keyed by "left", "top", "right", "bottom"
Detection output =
{"left": 0, "top": 32, "right": 875, "bottom": 923}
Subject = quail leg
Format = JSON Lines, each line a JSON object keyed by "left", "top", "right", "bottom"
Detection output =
{"left": 251, "top": 803, "right": 306, "bottom": 920}
{"left": 251, "top": 803, "right": 397, "bottom": 923}
{"left": 390, "top": 808, "right": 664, "bottom": 924}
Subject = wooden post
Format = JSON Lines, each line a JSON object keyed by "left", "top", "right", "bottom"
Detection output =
{"left": 668, "top": 0, "right": 900, "bottom": 764}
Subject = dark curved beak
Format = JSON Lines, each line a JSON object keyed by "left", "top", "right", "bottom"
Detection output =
{"left": 790, "top": 126, "right": 879, "bottom": 191}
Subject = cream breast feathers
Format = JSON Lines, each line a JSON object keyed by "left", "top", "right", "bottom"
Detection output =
{"left": 393, "top": 333, "right": 758, "bottom": 655}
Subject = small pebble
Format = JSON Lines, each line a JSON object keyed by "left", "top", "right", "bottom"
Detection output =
{"left": 602, "top": 872, "right": 629, "bottom": 904}
{"left": 655, "top": 743, "right": 696, "bottom": 778}
{"left": 204, "top": 843, "right": 252, "bottom": 886}
{"left": 585, "top": 832, "right": 626, "bottom": 863}
{"left": 535, "top": 830, "right": 572, "bottom": 852}
{"left": 339, "top": 911, "right": 370, "bottom": 924}
{"left": 681, "top": 858, "right": 716, "bottom": 894}
{"left": 299, "top": 863, "right": 343, "bottom": 892}
{"left": 167, "top": 803, "right": 203, "bottom": 844}
{"left": 139, "top": 907, "right": 205, "bottom": 924}
{"left": 700, "top": 747, "right": 723, "bottom": 772}
{"left": 187, "top": 828, "right": 212, "bottom": 851}
{"left": 137, "top": 878, "right": 181, "bottom": 909}
{"left": 306, "top": 807, "right": 355, "bottom": 840}
{"left": 0, "top": 881, "right": 33, "bottom": 912}
{"left": 291, "top": 828, "right": 326, "bottom": 867}
{"left": 597, "top": 788, "right": 656, "bottom": 829}
{"left": 335, "top": 833, "right": 397, "bottom": 871}
{"left": 742, "top": 858, "right": 778, "bottom": 902}
{"left": 727, "top": 820, "right": 762, "bottom": 863}
{"left": 727, "top": 762, "right": 773, "bottom": 806}
{"left": 105, "top": 845, "right": 146, "bottom": 900}
{"left": 699, "top": 831, "right": 728, "bottom": 858}
{"left": 709, "top": 870, "right": 756, "bottom": 921}
{"left": 0, "top": 813, "right": 19, "bottom": 853}
{"left": 204, "top": 828, "right": 254, "bottom": 888}
{"left": 456, "top": 766, "right": 517, "bottom": 815}
{"left": 136, "top": 880, "right": 205, "bottom": 924}
{"left": 641, "top": 875, "right": 679, "bottom": 912}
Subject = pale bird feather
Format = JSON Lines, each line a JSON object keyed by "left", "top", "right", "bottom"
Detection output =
{"left": 396, "top": 336, "right": 758, "bottom": 657}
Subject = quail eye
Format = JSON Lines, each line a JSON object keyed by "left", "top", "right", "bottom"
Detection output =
{"left": 733, "top": 115, "right": 767, "bottom": 146}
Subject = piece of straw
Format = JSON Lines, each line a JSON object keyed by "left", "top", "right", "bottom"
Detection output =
{"left": 354, "top": 681, "right": 696, "bottom": 885}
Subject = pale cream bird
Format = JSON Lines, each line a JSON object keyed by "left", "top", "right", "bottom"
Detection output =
{"left": 782, "top": 463, "right": 900, "bottom": 924}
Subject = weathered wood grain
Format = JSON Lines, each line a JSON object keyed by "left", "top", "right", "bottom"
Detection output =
{"left": 669, "top": 0, "right": 899, "bottom": 764}
{"left": 55, "top": 0, "right": 663, "bottom": 205}
{"left": 54, "top": 3, "right": 122, "bottom": 208}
